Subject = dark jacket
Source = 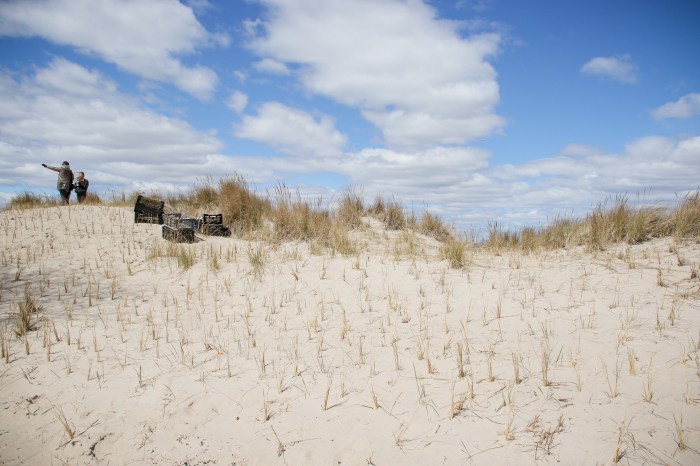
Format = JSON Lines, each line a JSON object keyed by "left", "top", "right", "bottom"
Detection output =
{"left": 75, "top": 179, "right": 89, "bottom": 195}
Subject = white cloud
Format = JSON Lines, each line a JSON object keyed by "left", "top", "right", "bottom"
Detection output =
{"left": 494, "top": 136, "right": 699, "bottom": 196}
{"left": 580, "top": 55, "right": 639, "bottom": 83}
{"left": 32, "top": 57, "right": 118, "bottom": 97}
{"left": 337, "top": 146, "right": 490, "bottom": 192}
{"left": 226, "top": 91, "right": 248, "bottom": 114}
{"left": 253, "top": 58, "right": 290, "bottom": 75}
{"left": 249, "top": 0, "right": 504, "bottom": 149}
{"left": 0, "top": 58, "right": 233, "bottom": 190}
{"left": 0, "top": 0, "right": 224, "bottom": 100}
{"left": 652, "top": 93, "right": 700, "bottom": 119}
{"left": 234, "top": 102, "right": 347, "bottom": 158}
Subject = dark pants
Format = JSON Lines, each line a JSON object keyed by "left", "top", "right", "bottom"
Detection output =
{"left": 59, "top": 189, "right": 70, "bottom": 205}
{"left": 77, "top": 193, "right": 87, "bottom": 204}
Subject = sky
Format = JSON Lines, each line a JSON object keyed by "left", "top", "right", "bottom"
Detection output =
{"left": 1, "top": 0, "right": 699, "bottom": 234}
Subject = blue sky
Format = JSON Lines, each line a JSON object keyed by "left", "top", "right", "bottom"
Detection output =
{"left": 1, "top": 0, "right": 698, "bottom": 233}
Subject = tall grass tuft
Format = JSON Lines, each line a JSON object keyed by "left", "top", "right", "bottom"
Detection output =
{"left": 487, "top": 222, "right": 519, "bottom": 250}
{"left": 171, "top": 244, "right": 196, "bottom": 270}
{"left": 6, "top": 191, "right": 53, "bottom": 210}
{"left": 192, "top": 176, "right": 220, "bottom": 208}
{"left": 586, "top": 195, "right": 664, "bottom": 250}
{"left": 336, "top": 186, "right": 364, "bottom": 229}
{"left": 15, "top": 285, "right": 42, "bottom": 336}
{"left": 218, "top": 174, "right": 270, "bottom": 235}
{"left": 272, "top": 184, "right": 331, "bottom": 242}
{"left": 419, "top": 211, "right": 452, "bottom": 242}
{"left": 440, "top": 237, "right": 467, "bottom": 269}
{"left": 369, "top": 195, "right": 406, "bottom": 230}
{"left": 539, "top": 216, "right": 586, "bottom": 250}
{"left": 82, "top": 192, "right": 103, "bottom": 204}
{"left": 667, "top": 190, "right": 700, "bottom": 239}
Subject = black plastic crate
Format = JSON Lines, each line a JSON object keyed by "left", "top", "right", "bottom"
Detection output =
{"left": 164, "top": 213, "right": 200, "bottom": 231}
{"left": 135, "top": 212, "right": 163, "bottom": 224}
{"left": 163, "top": 212, "right": 182, "bottom": 227}
{"left": 202, "top": 213, "right": 223, "bottom": 225}
{"left": 200, "top": 223, "right": 231, "bottom": 237}
{"left": 180, "top": 216, "right": 201, "bottom": 231}
{"left": 200, "top": 213, "right": 230, "bottom": 236}
{"left": 134, "top": 195, "right": 165, "bottom": 224}
{"left": 162, "top": 225, "right": 195, "bottom": 243}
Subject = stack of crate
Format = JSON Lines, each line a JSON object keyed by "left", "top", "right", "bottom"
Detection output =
{"left": 162, "top": 213, "right": 199, "bottom": 243}
{"left": 133, "top": 196, "right": 232, "bottom": 243}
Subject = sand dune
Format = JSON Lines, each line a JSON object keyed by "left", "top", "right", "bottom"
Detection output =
{"left": 1, "top": 205, "right": 698, "bottom": 465}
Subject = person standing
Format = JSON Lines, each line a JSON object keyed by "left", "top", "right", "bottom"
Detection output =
{"left": 74, "top": 171, "right": 89, "bottom": 204}
{"left": 42, "top": 161, "right": 74, "bottom": 205}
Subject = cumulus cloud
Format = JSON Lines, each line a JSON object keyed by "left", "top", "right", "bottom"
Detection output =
{"left": 226, "top": 91, "right": 248, "bottom": 114}
{"left": 337, "top": 146, "right": 490, "bottom": 192}
{"left": 0, "top": 58, "right": 236, "bottom": 191}
{"left": 234, "top": 102, "right": 347, "bottom": 158}
{"left": 652, "top": 93, "right": 700, "bottom": 119}
{"left": 580, "top": 55, "right": 639, "bottom": 83}
{"left": 494, "top": 136, "right": 700, "bottom": 196}
{"left": 249, "top": 0, "right": 504, "bottom": 149}
{"left": 0, "top": 0, "right": 224, "bottom": 99}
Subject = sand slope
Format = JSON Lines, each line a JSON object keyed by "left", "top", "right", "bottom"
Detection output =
{"left": 0, "top": 205, "right": 699, "bottom": 465}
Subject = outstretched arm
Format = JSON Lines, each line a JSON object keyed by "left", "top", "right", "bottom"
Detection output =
{"left": 43, "top": 164, "right": 60, "bottom": 172}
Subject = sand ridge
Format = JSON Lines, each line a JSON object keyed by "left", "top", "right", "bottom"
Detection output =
{"left": 0, "top": 205, "right": 699, "bottom": 465}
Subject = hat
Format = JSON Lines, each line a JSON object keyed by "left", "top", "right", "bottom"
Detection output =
{"left": 62, "top": 161, "right": 70, "bottom": 166}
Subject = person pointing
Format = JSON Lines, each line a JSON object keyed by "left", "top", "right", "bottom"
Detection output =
{"left": 42, "top": 161, "right": 74, "bottom": 205}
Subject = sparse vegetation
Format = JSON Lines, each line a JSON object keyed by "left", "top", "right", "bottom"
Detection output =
{"left": 15, "top": 285, "right": 42, "bottom": 336}
{"left": 485, "top": 191, "right": 700, "bottom": 252}
{"left": 6, "top": 191, "right": 54, "bottom": 209}
{"left": 1, "top": 179, "right": 699, "bottom": 465}
{"left": 6, "top": 176, "right": 700, "bottom": 255}
{"left": 440, "top": 237, "right": 467, "bottom": 269}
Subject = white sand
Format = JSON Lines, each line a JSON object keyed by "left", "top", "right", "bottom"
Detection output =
{"left": 0, "top": 205, "right": 698, "bottom": 465}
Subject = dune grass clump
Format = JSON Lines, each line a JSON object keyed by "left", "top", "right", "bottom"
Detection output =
{"left": 6, "top": 191, "right": 53, "bottom": 210}
{"left": 487, "top": 222, "right": 520, "bottom": 250}
{"left": 586, "top": 195, "right": 665, "bottom": 251}
{"left": 146, "top": 238, "right": 196, "bottom": 269}
{"left": 666, "top": 190, "right": 700, "bottom": 239}
{"left": 248, "top": 246, "right": 266, "bottom": 279}
{"left": 328, "top": 224, "right": 357, "bottom": 256}
{"left": 369, "top": 195, "right": 407, "bottom": 230}
{"left": 538, "top": 216, "right": 586, "bottom": 250}
{"left": 170, "top": 243, "right": 196, "bottom": 270}
{"left": 272, "top": 184, "right": 332, "bottom": 242}
{"left": 15, "top": 285, "right": 42, "bottom": 336}
{"left": 218, "top": 175, "right": 271, "bottom": 236}
{"left": 192, "top": 177, "right": 220, "bottom": 208}
{"left": 419, "top": 211, "right": 452, "bottom": 242}
{"left": 440, "top": 237, "right": 467, "bottom": 269}
{"left": 6, "top": 189, "right": 102, "bottom": 209}
{"left": 336, "top": 187, "right": 364, "bottom": 229}
{"left": 85, "top": 192, "right": 101, "bottom": 203}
